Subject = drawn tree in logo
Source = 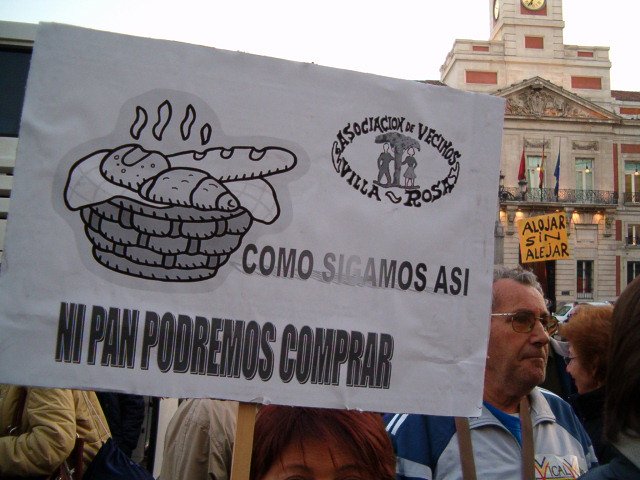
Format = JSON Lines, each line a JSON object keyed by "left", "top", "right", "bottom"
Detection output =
{"left": 375, "top": 133, "right": 421, "bottom": 188}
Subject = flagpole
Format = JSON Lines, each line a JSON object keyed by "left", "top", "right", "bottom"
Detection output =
{"left": 518, "top": 141, "right": 527, "bottom": 200}
{"left": 554, "top": 139, "right": 561, "bottom": 201}
{"left": 540, "top": 136, "right": 545, "bottom": 201}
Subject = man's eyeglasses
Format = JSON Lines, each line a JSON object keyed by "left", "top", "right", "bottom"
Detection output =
{"left": 491, "top": 311, "right": 558, "bottom": 335}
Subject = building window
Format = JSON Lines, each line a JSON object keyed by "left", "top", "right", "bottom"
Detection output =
{"left": 628, "top": 261, "right": 640, "bottom": 284}
{"left": 577, "top": 260, "right": 594, "bottom": 299}
{"left": 0, "top": 47, "right": 32, "bottom": 137}
{"left": 575, "top": 158, "right": 593, "bottom": 190}
{"left": 628, "top": 224, "right": 640, "bottom": 245}
{"left": 625, "top": 163, "right": 640, "bottom": 203}
{"left": 527, "top": 155, "right": 542, "bottom": 188}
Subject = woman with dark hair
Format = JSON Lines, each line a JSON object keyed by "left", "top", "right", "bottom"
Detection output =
{"left": 558, "top": 304, "right": 616, "bottom": 463}
{"left": 580, "top": 276, "right": 640, "bottom": 479}
{"left": 250, "top": 406, "right": 396, "bottom": 480}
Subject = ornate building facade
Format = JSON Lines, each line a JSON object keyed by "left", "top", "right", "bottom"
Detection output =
{"left": 439, "top": 0, "right": 640, "bottom": 306}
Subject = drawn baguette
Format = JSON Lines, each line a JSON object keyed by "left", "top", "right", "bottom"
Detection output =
{"left": 168, "top": 146, "right": 297, "bottom": 182}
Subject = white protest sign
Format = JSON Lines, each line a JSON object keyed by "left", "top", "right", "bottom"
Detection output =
{"left": 0, "top": 23, "right": 504, "bottom": 416}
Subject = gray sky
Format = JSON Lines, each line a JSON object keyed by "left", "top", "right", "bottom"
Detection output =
{"left": 1, "top": 0, "right": 637, "bottom": 91}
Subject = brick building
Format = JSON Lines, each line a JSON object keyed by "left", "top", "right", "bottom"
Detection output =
{"left": 439, "top": 0, "right": 640, "bottom": 306}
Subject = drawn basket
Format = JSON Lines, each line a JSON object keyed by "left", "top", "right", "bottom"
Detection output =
{"left": 79, "top": 196, "right": 253, "bottom": 281}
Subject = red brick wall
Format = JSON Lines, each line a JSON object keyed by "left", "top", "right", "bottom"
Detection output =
{"left": 616, "top": 256, "right": 621, "bottom": 296}
{"left": 525, "top": 36, "right": 544, "bottom": 49}
{"left": 577, "top": 51, "right": 594, "bottom": 58}
{"left": 466, "top": 71, "right": 498, "bottom": 84}
{"left": 613, "top": 143, "right": 619, "bottom": 192}
{"left": 472, "top": 45, "right": 490, "bottom": 52}
{"left": 571, "top": 76, "right": 602, "bottom": 89}
{"left": 622, "top": 144, "right": 640, "bottom": 154}
{"left": 520, "top": 4, "right": 547, "bottom": 15}
{"left": 620, "top": 107, "right": 640, "bottom": 115}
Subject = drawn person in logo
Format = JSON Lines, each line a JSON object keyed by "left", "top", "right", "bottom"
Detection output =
{"left": 402, "top": 147, "right": 417, "bottom": 188}
{"left": 376, "top": 143, "right": 393, "bottom": 187}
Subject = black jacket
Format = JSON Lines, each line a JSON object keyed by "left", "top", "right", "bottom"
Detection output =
{"left": 569, "top": 387, "right": 617, "bottom": 464}
{"left": 96, "top": 392, "right": 145, "bottom": 457}
{"left": 579, "top": 450, "right": 640, "bottom": 479}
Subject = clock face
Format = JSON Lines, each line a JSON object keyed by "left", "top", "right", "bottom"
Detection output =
{"left": 522, "top": 0, "right": 545, "bottom": 10}
{"left": 493, "top": 0, "right": 500, "bottom": 19}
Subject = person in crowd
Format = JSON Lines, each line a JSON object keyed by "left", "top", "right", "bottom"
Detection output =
{"left": 0, "top": 385, "right": 111, "bottom": 477}
{"left": 385, "top": 266, "right": 598, "bottom": 479}
{"left": 96, "top": 391, "right": 145, "bottom": 458}
{"left": 250, "top": 405, "right": 395, "bottom": 480}
{"left": 159, "top": 398, "right": 238, "bottom": 480}
{"left": 580, "top": 276, "right": 640, "bottom": 479}
{"left": 553, "top": 304, "right": 616, "bottom": 463}
{"left": 541, "top": 339, "right": 577, "bottom": 400}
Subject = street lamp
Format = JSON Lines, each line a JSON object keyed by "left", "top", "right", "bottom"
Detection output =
{"left": 518, "top": 177, "right": 528, "bottom": 201}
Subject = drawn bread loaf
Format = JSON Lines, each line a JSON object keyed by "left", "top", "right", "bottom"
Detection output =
{"left": 100, "top": 144, "right": 171, "bottom": 190}
{"left": 139, "top": 168, "right": 239, "bottom": 211}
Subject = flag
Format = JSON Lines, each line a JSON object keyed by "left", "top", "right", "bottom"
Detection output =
{"left": 518, "top": 146, "right": 526, "bottom": 181}
{"left": 539, "top": 139, "right": 545, "bottom": 188}
{"left": 553, "top": 147, "right": 561, "bottom": 196}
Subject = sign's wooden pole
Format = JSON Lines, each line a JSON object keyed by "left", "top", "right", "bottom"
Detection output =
{"left": 230, "top": 402, "right": 258, "bottom": 480}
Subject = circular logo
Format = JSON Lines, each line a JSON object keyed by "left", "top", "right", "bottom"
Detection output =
{"left": 331, "top": 116, "right": 462, "bottom": 207}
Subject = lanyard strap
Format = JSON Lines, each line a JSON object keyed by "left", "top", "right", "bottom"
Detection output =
{"left": 454, "top": 416, "right": 477, "bottom": 480}
{"left": 456, "top": 397, "right": 535, "bottom": 480}
{"left": 519, "top": 396, "right": 535, "bottom": 480}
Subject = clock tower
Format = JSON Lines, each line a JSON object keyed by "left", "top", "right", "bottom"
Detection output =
{"left": 434, "top": 0, "right": 637, "bottom": 310}
{"left": 489, "top": 0, "right": 565, "bottom": 55}
{"left": 440, "top": 0, "right": 612, "bottom": 107}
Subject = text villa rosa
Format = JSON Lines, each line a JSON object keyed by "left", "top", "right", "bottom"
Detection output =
{"left": 55, "top": 303, "right": 394, "bottom": 389}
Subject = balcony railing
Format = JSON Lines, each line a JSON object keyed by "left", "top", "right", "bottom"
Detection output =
{"left": 624, "top": 192, "right": 640, "bottom": 204}
{"left": 626, "top": 237, "right": 640, "bottom": 246}
{"left": 499, "top": 187, "right": 618, "bottom": 205}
